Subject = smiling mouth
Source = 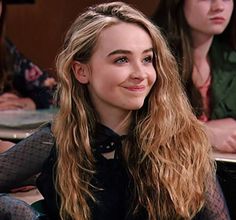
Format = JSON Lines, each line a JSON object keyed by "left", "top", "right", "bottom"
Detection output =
{"left": 124, "top": 86, "right": 146, "bottom": 92}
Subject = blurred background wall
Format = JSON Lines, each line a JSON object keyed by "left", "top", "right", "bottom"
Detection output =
{"left": 5, "top": 0, "right": 159, "bottom": 75}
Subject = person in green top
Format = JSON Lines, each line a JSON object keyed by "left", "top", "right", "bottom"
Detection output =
{"left": 152, "top": 0, "right": 236, "bottom": 219}
{"left": 153, "top": 0, "right": 236, "bottom": 153}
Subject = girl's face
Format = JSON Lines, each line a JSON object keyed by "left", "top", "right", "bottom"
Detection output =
{"left": 183, "top": 0, "right": 234, "bottom": 36}
{"left": 73, "top": 22, "right": 156, "bottom": 122}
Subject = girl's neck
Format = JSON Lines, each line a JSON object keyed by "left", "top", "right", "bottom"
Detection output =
{"left": 191, "top": 32, "right": 213, "bottom": 92}
{"left": 191, "top": 31, "right": 214, "bottom": 62}
{"left": 98, "top": 110, "right": 131, "bottom": 135}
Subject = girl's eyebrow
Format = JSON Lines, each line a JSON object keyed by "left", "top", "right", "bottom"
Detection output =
{"left": 107, "top": 48, "right": 153, "bottom": 57}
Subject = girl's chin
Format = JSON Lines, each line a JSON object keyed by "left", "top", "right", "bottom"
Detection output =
{"left": 127, "top": 102, "right": 145, "bottom": 110}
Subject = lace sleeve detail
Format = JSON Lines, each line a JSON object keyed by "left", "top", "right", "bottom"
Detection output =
{"left": 0, "top": 124, "right": 54, "bottom": 192}
{"left": 0, "top": 194, "right": 43, "bottom": 220}
{"left": 200, "top": 176, "right": 231, "bottom": 220}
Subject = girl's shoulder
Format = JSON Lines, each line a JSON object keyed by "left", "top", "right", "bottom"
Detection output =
{"left": 211, "top": 38, "right": 236, "bottom": 65}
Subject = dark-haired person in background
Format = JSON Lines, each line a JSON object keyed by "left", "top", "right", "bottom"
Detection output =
{"left": 153, "top": 0, "right": 236, "bottom": 218}
{"left": 153, "top": 0, "right": 236, "bottom": 153}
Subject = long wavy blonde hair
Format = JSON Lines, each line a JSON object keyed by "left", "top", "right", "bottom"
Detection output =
{"left": 53, "top": 2, "right": 214, "bottom": 219}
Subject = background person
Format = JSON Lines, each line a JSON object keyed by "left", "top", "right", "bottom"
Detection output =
{"left": 0, "top": 0, "right": 56, "bottom": 152}
{"left": 0, "top": 0, "right": 56, "bottom": 111}
{"left": 152, "top": 0, "right": 236, "bottom": 218}
{"left": 153, "top": 0, "right": 236, "bottom": 153}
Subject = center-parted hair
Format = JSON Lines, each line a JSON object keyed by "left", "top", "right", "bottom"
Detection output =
{"left": 53, "top": 2, "right": 214, "bottom": 219}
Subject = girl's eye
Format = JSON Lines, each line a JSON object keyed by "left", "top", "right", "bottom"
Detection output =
{"left": 114, "top": 57, "right": 128, "bottom": 64}
{"left": 143, "top": 55, "right": 153, "bottom": 64}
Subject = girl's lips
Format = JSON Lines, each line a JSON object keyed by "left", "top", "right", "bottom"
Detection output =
{"left": 210, "top": 17, "right": 225, "bottom": 24}
{"left": 124, "top": 85, "right": 145, "bottom": 91}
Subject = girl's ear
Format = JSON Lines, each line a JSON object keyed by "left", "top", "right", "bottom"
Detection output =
{"left": 72, "top": 61, "right": 89, "bottom": 84}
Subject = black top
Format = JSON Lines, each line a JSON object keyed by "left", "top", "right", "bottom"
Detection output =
{"left": 36, "top": 124, "right": 146, "bottom": 220}
{"left": 0, "top": 124, "right": 231, "bottom": 220}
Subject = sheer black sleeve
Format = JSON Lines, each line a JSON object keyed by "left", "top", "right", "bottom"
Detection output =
{"left": 199, "top": 176, "right": 231, "bottom": 220}
{"left": 0, "top": 124, "right": 54, "bottom": 192}
{"left": 0, "top": 194, "right": 44, "bottom": 220}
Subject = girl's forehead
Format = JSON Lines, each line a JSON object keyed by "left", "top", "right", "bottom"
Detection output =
{"left": 93, "top": 23, "right": 153, "bottom": 56}
{"left": 98, "top": 23, "right": 152, "bottom": 44}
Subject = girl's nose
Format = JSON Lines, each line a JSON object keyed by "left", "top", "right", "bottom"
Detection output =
{"left": 130, "top": 63, "right": 146, "bottom": 80}
{"left": 211, "top": 0, "right": 224, "bottom": 12}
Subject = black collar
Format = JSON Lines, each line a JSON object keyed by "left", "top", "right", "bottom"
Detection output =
{"left": 91, "top": 124, "right": 126, "bottom": 155}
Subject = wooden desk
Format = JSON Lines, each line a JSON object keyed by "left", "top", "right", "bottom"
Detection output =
{"left": 0, "top": 109, "right": 57, "bottom": 140}
{"left": 0, "top": 127, "right": 35, "bottom": 140}
{"left": 212, "top": 151, "right": 236, "bottom": 163}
